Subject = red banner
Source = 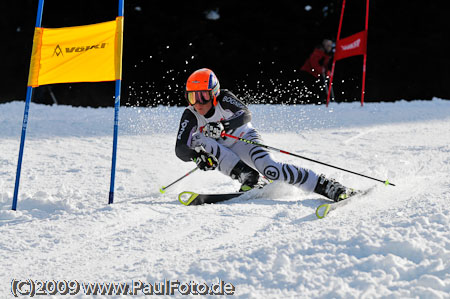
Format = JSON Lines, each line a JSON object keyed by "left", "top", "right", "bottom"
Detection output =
{"left": 334, "top": 30, "right": 367, "bottom": 61}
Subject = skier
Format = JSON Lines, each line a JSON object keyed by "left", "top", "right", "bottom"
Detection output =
{"left": 175, "top": 68, "right": 354, "bottom": 201}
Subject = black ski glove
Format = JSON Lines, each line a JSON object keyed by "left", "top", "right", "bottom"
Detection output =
{"left": 203, "top": 122, "right": 225, "bottom": 139}
{"left": 192, "top": 150, "right": 218, "bottom": 171}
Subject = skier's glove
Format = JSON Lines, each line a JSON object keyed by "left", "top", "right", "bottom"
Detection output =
{"left": 203, "top": 122, "right": 224, "bottom": 139}
{"left": 192, "top": 151, "right": 218, "bottom": 171}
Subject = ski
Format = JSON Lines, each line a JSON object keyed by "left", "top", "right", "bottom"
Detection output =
{"left": 315, "top": 187, "right": 375, "bottom": 219}
{"left": 178, "top": 191, "right": 244, "bottom": 206}
{"left": 178, "top": 179, "right": 271, "bottom": 206}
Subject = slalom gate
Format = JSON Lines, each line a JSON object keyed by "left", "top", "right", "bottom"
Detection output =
{"left": 327, "top": 0, "right": 370, "bottom": 106}
{"left": 12, "top": 0, "right": 125, "bottom": 210}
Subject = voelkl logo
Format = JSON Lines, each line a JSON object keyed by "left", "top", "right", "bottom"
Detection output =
{"left": 52, "top": 45, "right": 64, "bottom": 57}
{"left": 52, "top": 43, "right": 108, "bottom": 57}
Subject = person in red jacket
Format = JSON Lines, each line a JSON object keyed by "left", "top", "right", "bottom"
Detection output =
{"left": 300, "top": 39, "right": 334, "bottom": 104}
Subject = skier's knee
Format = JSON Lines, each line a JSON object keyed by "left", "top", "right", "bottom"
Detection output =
{"left": 255, "top": 163, "right": 282, "bottom": 182}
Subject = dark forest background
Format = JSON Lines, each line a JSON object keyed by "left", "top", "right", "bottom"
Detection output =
{"left": 1, "top": 0, "right": 449, "bottom": 107}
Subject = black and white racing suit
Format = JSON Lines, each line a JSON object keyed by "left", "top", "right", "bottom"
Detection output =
{"left": 175, "top": 89, "right": 319, "bottom": 192}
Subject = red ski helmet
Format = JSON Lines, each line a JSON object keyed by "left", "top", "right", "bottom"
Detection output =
{"left": 185, "top": 68, "right": 220, "bottom": 106}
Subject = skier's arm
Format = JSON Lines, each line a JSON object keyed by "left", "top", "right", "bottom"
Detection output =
{"left": 219, "top": 91, "right": 251, "bottom": 130}
{"left": 309, "top": 48, "right": 325, "bottom": 77}
{"left": 175, "top": 110, "right": 198, "bottom": 162}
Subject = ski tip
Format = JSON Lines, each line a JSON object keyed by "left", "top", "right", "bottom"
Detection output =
{"left": 178, "top": 191, "right": 199, "bottom": 206}
{"left": 316, "top": 203, "right": 331, "bottom": 219}
{"left": 159, "top": 187, "right": 166, "bottom": 194}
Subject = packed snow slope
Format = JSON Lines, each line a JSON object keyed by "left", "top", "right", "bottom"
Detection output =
{"left": 1, "top": 98, "right": 450, "bottom": 298}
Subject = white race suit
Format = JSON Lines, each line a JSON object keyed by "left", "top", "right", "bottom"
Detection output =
{"left": 175, "top": 89, "right": 319, "bottom": 192}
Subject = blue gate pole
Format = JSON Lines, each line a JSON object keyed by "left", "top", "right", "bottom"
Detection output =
{"left": 12, "top": 0, "right": 45, "bottom": 211}
{"left": 109, "top": 80, "right": 121, "bottom": 204}
{"left": 109, "top": 0, "right": 124, "bottom": 204}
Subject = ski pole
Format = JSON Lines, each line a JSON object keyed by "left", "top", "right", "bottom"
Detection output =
{"left": 221, "top": 132, "right": 395, "bottom": 186}
{"left": 159, "top": 167, "right": 199, "bottom": 194}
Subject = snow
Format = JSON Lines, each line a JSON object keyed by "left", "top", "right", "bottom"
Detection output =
{"left": 1, "top": 98, "right": 450, "bottom": 298}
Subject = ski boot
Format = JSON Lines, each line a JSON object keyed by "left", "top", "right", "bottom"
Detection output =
{"left": 314, "top": 175, "right": 357, "bottom": 202}
{"left": 230, "top": 161, "right": 263, "bottom": 192}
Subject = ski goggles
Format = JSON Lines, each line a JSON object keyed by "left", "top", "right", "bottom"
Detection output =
{"left": 185, "top": 90, "right": 212, "bottom": 105}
